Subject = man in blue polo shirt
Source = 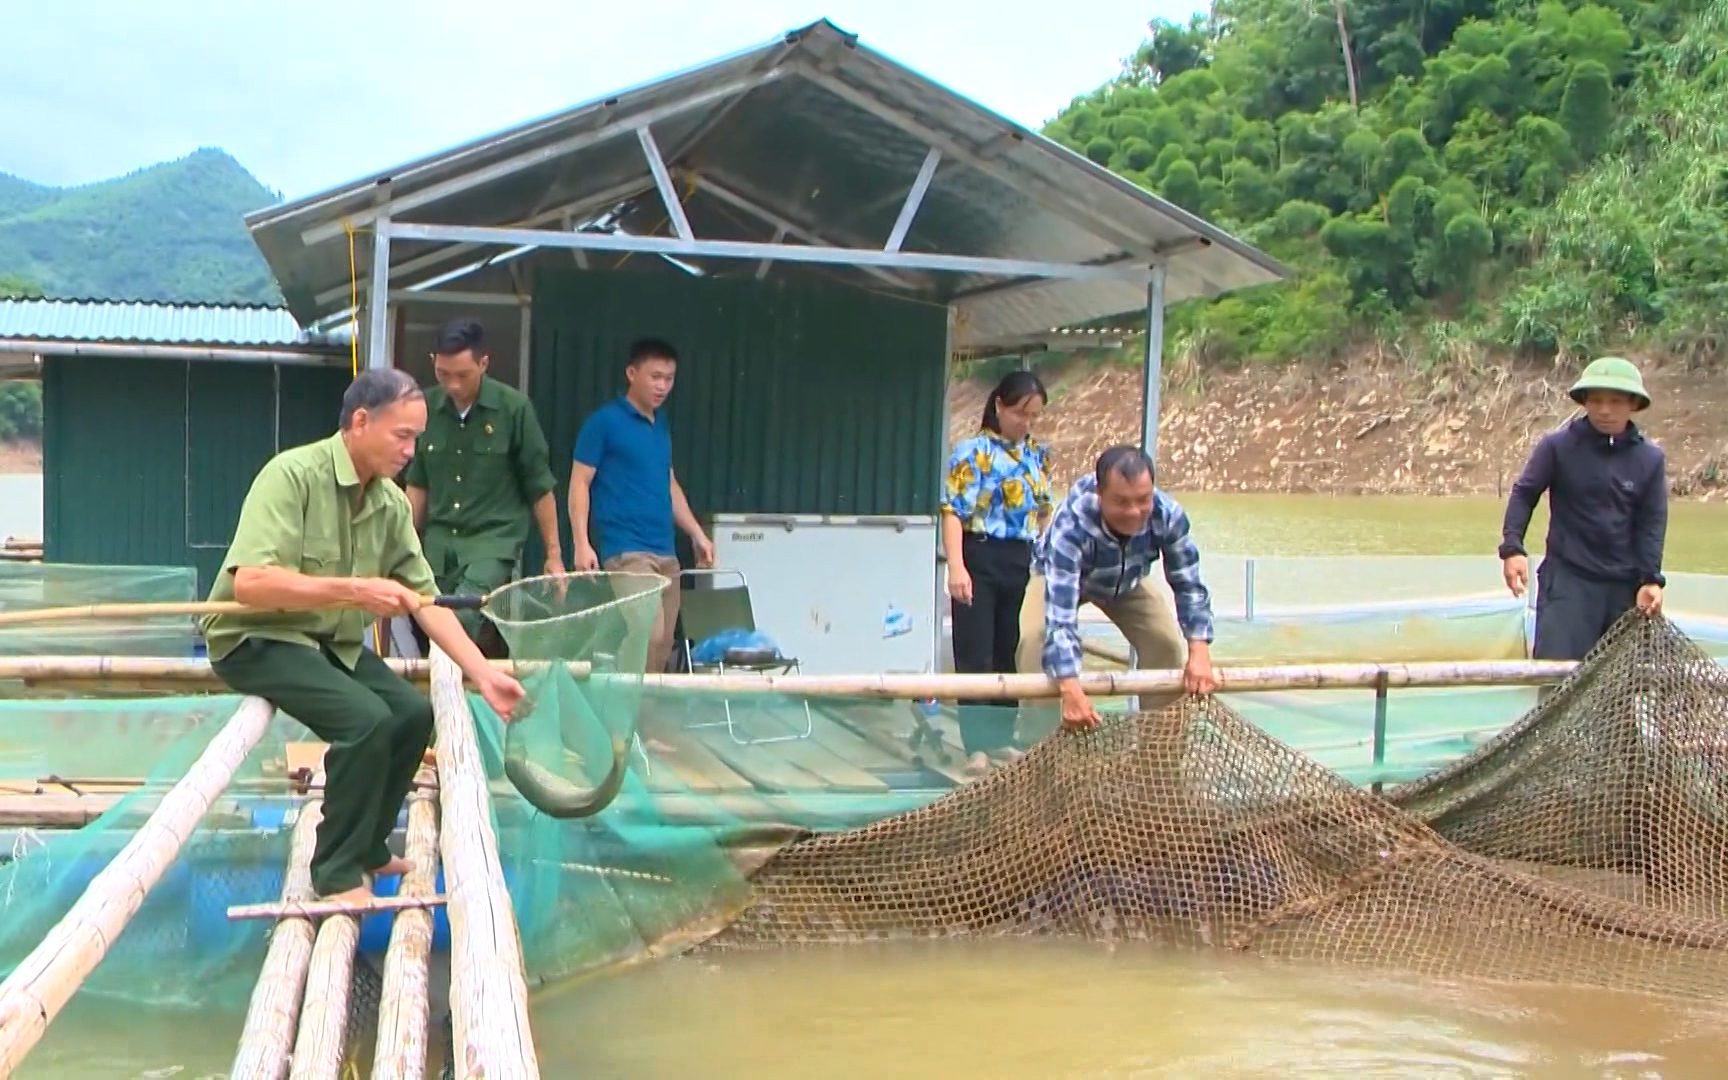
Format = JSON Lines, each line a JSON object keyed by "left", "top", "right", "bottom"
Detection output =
{"left": 568, "top": 338, "right": 715, "bottom": 673}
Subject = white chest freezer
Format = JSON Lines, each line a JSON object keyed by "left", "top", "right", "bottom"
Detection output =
{"left": 708, "top": 514, "right": 940, "bottom": 676}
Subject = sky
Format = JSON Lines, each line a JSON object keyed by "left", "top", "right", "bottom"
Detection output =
{"left": 4, "top": 0, "right": 1202, "bottom": 201}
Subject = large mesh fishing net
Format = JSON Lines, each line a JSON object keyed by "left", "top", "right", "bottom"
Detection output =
{"left": 1385, "top": 612, "right": 1728, "bottom": 920}
{"left": 699, "top": 614, "right": 1728, "bottom": 1002}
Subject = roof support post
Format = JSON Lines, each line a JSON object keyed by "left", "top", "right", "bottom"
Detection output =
{"left": 1126, "top": 262, "right": 1166, "bottom": 712}
{"left": 883, "top": 148, "right": 941, "bottom": 253}
{"left": 1138, "top": 263, "right": 1167, "bottom": 460}
{"left": 366, "top": 218, "right": 394, "bottom": 371}
{"left": 518, "top": 301, "right": 534, "bottom": 395}
{"left": 637, "top": 126, "right": 694, "bottom": 241}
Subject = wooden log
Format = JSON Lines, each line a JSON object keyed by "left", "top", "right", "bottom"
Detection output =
{"left": 373, "top": 791, "right": 442, "bottom": 1080}
{"left": 287, "top": 902, "right": 362, "bottom": 1080}
{"left": 230, "top": 801, "right": 324, "bottom": 1080}
{"left": 0, "top": 696, "right": 276, "bottom": 1076}
{"left": 0, "top": 656, "right": 1584, "bottom": 698}
{"left": 431, "top": 647, "right": 540, "bottom": 1080}
{"left": 228, "top": 894, "right": 448, "bottom": 922}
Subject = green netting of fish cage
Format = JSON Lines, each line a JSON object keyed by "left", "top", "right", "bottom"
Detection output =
{"left": 0, "top": 562, "right": 201, "bottom": 658}
{"left": 0, "top": 693, "right": 296, "bottom": 1010}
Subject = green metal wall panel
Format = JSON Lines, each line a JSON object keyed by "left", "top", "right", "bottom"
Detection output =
{"left": 45, "top": 356, "right": 350, "bottom": 595}
{"left": 186, "top": 363, "right": 276, "bottom": 547}
{"left": 44, "top": 356, "right": 190, "bottom": 573}
{"left": 279, "top": 366, "right": 353, "bottom": 450}
{"left": 527, "top": 268, "right": 947, "bottom": 566}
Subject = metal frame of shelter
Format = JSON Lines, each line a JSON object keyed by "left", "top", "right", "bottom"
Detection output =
{"left": 246, "top": 19, "right": 1288, "bottom": 461}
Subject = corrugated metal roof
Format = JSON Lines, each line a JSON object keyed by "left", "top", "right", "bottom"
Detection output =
{"left": 0, "top": 298, "right": 350, "bottom": 349}
{"left": 246, "top": 19, "right": 1289, "bottom": 347}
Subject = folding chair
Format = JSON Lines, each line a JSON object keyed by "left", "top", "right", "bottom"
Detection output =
{"left": 678, "top": 568, "right": 813, "bottom": 746}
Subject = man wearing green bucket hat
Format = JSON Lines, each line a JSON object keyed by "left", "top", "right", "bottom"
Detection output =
{"left": 1499, "top": 356, "right": 1668, "bottom": 661}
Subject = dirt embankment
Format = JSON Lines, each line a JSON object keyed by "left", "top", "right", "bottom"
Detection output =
{"left": 949, "top": 355, "right": 1728, "bottom": 501}
{"left": 0, "top": 442, "right": 41, "bottom": 474}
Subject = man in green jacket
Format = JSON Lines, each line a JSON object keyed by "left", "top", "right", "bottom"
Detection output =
{"left": 205, "top": 368, "right": 525, "bottom": 904}
{"left": 404, "top": 318, "right": 563, "bottom": 657}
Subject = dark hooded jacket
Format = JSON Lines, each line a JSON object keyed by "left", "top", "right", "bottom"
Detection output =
{"left": 1498, "top": 415, "right": 1667, "bottom": 586}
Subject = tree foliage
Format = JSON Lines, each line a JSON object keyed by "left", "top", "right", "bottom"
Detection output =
{"left": 1043, "top": 0, "right": 1723, "bottom": 366}
{"left": 0, "top": 274, "right": 46, "bottom": 443}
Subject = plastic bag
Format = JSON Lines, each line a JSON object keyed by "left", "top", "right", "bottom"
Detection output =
{"left": 690, "top": 627, "right": 782, "bottom": 666}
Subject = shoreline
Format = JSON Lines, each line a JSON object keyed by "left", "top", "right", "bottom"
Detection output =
{"left": 950, "top": 355, "right": 1728, "bottom": 502}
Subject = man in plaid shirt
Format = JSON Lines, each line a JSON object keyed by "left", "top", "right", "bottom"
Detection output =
{"left": 1016, "top": 446, "right": 1218, "bottom": 729}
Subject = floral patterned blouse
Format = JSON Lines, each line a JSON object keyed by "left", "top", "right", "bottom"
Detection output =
{"left": 941, "top": 429, "right": 1054, "bottom": 542}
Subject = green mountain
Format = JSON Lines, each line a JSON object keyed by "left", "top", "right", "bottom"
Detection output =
{"left": 1044, "top": 0, "right": 1728, "bottom": 369}
{"left": 0, "top": 148, "right": 282, "bottom": 305}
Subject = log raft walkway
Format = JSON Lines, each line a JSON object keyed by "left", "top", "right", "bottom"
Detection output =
{"left": 0, "top": 648, "right": 542, "bottom": 1080}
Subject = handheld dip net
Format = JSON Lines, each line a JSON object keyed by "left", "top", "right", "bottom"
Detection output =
{"left": 3, "top": 581, "right": 1728, "bottom": 1045}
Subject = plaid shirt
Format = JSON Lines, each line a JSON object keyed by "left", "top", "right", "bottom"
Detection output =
{"left": 1033, "top": 473, "right": 1215, "bottom": 679}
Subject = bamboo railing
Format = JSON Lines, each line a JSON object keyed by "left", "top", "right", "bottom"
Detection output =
{"left": 230, "top": 802, "right": 323, "bottom": 1080}
{"left": 0, "top": 695, "right": 277, "bottom": 1075}
{"left": 430, "top": 647, "right": 540, "bottom": 1080}
{"left": 0, "top": 655, "right": 1583, "bottom": 698}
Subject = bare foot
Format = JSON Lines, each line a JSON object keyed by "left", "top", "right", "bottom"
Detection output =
{"left": 965, "top": 752, "right": 991, "bottom": 778}
{"left": 370, "top": 856, "right": 416, "bottom": 878}
{"left": 317, "top": 884, "right": 374, "bottom": 907}
{"left": 993, "top": 748, "right": 1025, "bottom": 766}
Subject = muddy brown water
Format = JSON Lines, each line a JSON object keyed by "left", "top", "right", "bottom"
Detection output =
{"left": 24, "top": 942, "right": 1728, "bottom": 1078}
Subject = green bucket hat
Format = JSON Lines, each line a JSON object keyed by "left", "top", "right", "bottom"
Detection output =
{"left": 1569, "top": 356, "right": 1650, "bottom": 411}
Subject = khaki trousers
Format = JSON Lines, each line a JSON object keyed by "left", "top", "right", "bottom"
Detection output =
{"left": 1016, "top": 573, "right": 1190, "bottom": 715}
{"left": 604, "top": 552, "right": 683, "bottom": 674}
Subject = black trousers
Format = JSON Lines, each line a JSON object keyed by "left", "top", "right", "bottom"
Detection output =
{"left": 950, "top": 533, "right": 1031, "bottom": 755}
{"left": 212, "top": 638, "right": 435, "bottom": 896}
{"left": 1532, "top": 556, "right": 1640, "bottom": 662}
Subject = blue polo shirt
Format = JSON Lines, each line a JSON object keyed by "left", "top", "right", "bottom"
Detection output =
{"left": 572, "top": 395, "right": 675, "bottom": 563}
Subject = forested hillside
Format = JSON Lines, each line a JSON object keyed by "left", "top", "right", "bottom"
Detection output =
{"left": 0, "top": 149, "right": 281, "bottom": 304}
{"left": 1043, "top": 0, "right": 1728, "bottom": 368}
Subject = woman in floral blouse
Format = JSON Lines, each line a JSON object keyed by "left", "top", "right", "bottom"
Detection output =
{"left": 940, "top": 369, "right": 1054, "bottom": 777}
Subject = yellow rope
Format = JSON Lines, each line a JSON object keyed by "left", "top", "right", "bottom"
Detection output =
{"left": 343, "top": 221, "right": 361, "bottom": 377}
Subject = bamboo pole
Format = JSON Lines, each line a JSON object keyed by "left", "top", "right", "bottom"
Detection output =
{"left": 373, "top": 790, "right": 442, "bottom": 1080}
{"left": 230, "top": 802, "right": 324, "bottom": 1080}
{"left": 229, "top": 894, "right": 448, "bottom": 922}
{"left": 287, "top": 903, "right": 362, "bottom": 1080}
{"left": 0, "top": 594, "right": 472, "bottom": 630}
{"left": 0, "top": 695, "right": 277, "bottom": 1075}
{"left": 0, "top": 656, "right": 1587, "bottom": 697}
{"left": 431, "top": 647, "right": 540, "bottom": 1080}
